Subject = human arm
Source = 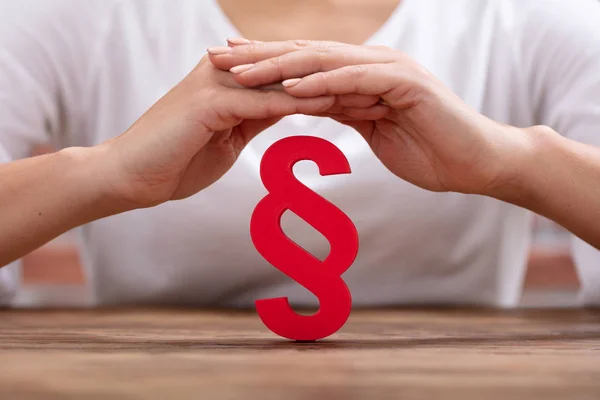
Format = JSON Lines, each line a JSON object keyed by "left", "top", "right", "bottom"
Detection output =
{"left": 514, "top": 0, "right": 600, "bottom": 304}
{"left": 0, "top": 1, "right": 336, "bottom": 273}
{"left": 0, "top": 0, "right": 113, "bottom": 301}
{"left": 209, "top": 40, "right": 600, "bottom": 249}
{"left": 0, "top": 56, "right": 335, "bottom": 269}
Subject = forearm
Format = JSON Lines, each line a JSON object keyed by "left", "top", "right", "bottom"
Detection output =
{"left": 0, "top": 146, "right": 128, "bottom": 267}
{"left": 491, "top": 126, "right": 600, "bottom": 250}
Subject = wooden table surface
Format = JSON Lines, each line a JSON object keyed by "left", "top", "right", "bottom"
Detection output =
{"left": 1, "top": 308, "right": 600, "bottom": 399}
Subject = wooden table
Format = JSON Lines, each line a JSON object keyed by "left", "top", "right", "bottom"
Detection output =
{"left": 1, "top": 308, "right": 600, "bottom": 399}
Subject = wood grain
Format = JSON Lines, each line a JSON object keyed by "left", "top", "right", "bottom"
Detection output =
{"left": 1, "top": 308, "right": 599, "bottom": 399}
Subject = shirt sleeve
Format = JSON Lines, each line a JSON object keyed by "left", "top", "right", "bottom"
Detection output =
{"left": 0, "top": 0, "right": 115, "bottom": 304}
{"left": 518, "top": 0, "right": 600, "bottom": 305}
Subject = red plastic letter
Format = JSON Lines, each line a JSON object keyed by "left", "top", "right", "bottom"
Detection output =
{"left": 250, "top": 136, "right": 359, "bottom": 341}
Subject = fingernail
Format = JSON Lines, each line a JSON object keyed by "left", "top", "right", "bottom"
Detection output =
{"left": 282, "top": 78, "right": 302, "bottom": 88}
{"left": 230, "top": 64, "right": 255, "bottom": 74}
{"left": 227, "top": 37, "right": 252, "bottom": 45}
{"left": 206, "top": 46, "right": 231, "bottom": 55}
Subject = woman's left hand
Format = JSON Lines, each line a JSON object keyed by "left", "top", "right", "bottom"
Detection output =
{"left": 209, "top": 40, "right": 537, "bottom": 196}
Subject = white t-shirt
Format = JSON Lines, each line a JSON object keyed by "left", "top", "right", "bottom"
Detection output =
{"left": 1, "top": 0, "right": 599, "bottom": 307}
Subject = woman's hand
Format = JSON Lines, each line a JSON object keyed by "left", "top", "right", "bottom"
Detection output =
{"left": 102, "top": 54, "right": 334, "bottom": 208}
{"left": 0, "top": 53, "right": 336, "bottom": 267}
{"left": 209, "top": 41, "right": 534, "bottom": 196}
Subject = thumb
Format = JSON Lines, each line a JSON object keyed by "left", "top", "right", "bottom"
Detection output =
{"left": 207, "top": 88, "right": 334, "bottom": 131}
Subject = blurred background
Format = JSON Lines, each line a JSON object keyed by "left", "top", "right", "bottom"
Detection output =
{"left": 14, "top": 145, "right": 580, "bottom": 308}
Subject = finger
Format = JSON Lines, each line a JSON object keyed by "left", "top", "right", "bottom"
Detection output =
{"left": 340, "top": 105, "right": 392, "bottom": 120}
{"left": 285, "top": 64, "right": 395, "bottom": 96}
{"left": 216, "top": 65, "right": 292, "bottom": 97}
{"left": 228, "top": 90, "right": 335, "bottom": 118}
{"left": 209, "top": 40, "right": 350, "bottom": 71}
{"left": 236, "top": 90, "right": 381, "bottom": 110}
{"left": 218, "top": 69, "right": 378, "bottom": 116}
{"left": 226, "top": 37, "right": 262, "bottom": 47}
{"left": 207, "top": 89, "right": 335, "bottom": 131}
{"left": 282, "top": 64, "right": 421, "bottom": 108}
{"left": 335, "top": 94, "right": 381, "bottom": 108}
{"left": 229, "top": 45, "right": 398, "bottom": 88}
{"left": 324, "top": 94, "right": 382, "bottom": 113}
{"left": 315, "top": 104, "right": 391, "bottom": 121}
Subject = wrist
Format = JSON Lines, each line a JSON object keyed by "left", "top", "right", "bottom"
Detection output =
{"left": 56, "top": 145, "right": 138, "bottom": 220}
{"left": 483, "top": 125, "right": 561, "bottom": 208}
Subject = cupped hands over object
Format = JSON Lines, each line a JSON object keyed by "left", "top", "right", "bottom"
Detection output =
{"left": 102, "top": 38, "right": 551, "bottom": 212}
{"left": 209, "top": 39, "right": 550, "bottom": 200}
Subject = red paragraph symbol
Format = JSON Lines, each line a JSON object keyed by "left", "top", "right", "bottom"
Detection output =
{"left": 250, "top": 136, "right": 359, "bottom": 341}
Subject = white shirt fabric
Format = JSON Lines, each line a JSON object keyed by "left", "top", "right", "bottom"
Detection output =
{"left": 1, "top": 0, "right": 599, "bottom": 307}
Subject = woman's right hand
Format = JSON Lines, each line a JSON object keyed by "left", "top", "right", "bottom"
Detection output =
{"left": 99, "top": 52, "right": 335, "bottom": 209}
